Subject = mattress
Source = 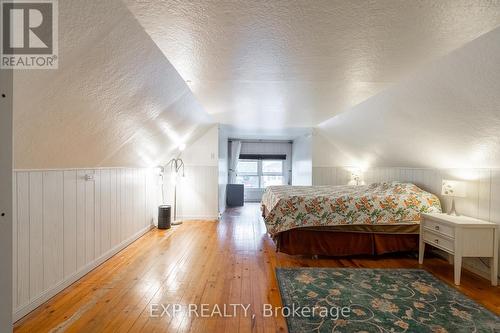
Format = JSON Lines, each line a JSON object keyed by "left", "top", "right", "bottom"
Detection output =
{"left": 261, "top": 182, "right": 442, "bottom": 236}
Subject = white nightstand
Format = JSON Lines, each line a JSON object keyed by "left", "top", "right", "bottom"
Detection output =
{"left": 419, "top": 213, "right": 499, "bottom": 286}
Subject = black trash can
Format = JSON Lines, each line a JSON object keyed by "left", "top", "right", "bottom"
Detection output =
{"left": 158, "top": 205, "right": 171, "bottom": 229}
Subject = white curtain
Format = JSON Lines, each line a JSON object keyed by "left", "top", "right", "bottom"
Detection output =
{"left": 228, "top": 140, "right": 242, "bottom": 184}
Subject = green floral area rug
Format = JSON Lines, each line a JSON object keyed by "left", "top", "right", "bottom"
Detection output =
{"left": 276, "top": 268, "right": 499, "bottom": 333}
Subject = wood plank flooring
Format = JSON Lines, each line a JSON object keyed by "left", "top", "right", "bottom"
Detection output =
{"left": 14, "top": 203, "right": 500, "bottom": 332}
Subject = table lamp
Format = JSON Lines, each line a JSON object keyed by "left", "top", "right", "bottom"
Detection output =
{"left": 348, "top": 169, "right": 366, "bottom": 186}
{"left": 441, "top": 180, "right": 466, "bottom": 216}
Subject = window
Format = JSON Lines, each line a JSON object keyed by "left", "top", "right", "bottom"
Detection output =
{"left": 261, "top": 160, "right": 284, "bottom": 187}
{"left": 236, "top": 160, "right": 259, "bottom": 188}
{"left": 236, "top": 159, "right": 285, "bottom": 188}
{"left": 262, "top": 160, "right": 282, "bottom": 173}
{"left": 237, "top": 161, "right": 258, "bottom": 173}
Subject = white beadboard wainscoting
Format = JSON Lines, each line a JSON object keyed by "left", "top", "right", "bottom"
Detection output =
{"left": 313, "top": 166, "right": 500, "bottom": 279}
{"left": 163, "top": 165, "right": 219, "bottom": 220}
{"left": 12, "top": 168, "right": 160, "bottom": 321}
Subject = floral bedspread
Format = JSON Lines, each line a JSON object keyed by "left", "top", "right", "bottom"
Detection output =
{"left": 261, "top": 182, "right": 442, "bottom": 236}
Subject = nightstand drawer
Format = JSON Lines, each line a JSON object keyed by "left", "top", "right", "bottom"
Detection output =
{"left": 423, "top": 230, "right": 454, "bottom": 253}
{"left": 423, "top": 219, "right": 455, "bottom": 238}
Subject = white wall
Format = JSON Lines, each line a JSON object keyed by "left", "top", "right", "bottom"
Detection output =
{"left": 1, "top": 69, "right": 13, "bottom": 332}
{"left": 312, "top": 130, "right": 352, "bottom": 168}
{"left": 218, "top": 126, "right": 229, "bottom": 215}
{"left": 292, "top": 134, "right": 313, "bottom": 186}
{"left": 180, "top": 125, "right": 219, "bottom": 167}
{"left": 12, "top": 168, "right": 160, "bottom": 321}
{"left": 163, "top": 126, "right": 219, "bottom": 220}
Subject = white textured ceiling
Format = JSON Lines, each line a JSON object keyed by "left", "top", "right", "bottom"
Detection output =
{"left": 13, "top": 0, "right": 500, "bottom": 169}
{"left": 126, "top": 0, "right": 500, "bottom": 129}
{"left": 317, "top": 27, "right": 500, "bottom": 169}
{"left": 14, "top": 0, "right": 212, "bottom": 169}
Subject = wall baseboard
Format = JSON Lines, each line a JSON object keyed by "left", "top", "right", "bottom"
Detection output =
{"left": 13, "top": 225, "right": 154, "bottom": 322}
{"left": 179, "top": 215, "right": 219, "bottom": 221}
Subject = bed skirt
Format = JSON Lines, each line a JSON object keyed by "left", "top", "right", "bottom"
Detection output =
{"left": 262, "top": 204, "right": 420, "bottom": 256}
{"left": 275, "top": 229, "right": 419, "bottom": 256}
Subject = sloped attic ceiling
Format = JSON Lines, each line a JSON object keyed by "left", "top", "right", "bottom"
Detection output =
{"left": 318, "top": 26, "right": 500, "bottom": 169}
{"left": 125, "top": 0, "right": 500, "bottom": 129}
{"left": 13, "top": 0, "right": 213, "bottom": 169}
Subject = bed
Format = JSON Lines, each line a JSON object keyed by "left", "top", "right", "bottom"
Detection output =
{"left": 261, "top": 182, "right": 442, "bottom": 256}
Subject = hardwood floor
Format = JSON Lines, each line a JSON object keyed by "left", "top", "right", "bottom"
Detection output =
{"left": 14, "top": 203, "right": 500, "bottom": 332}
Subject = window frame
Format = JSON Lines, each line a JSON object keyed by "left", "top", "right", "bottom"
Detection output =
{"left": 236, "top": 159, "right": 285, "bottom": 189}
{"left": 236, "top": 159, "right": 260, "bottom": 189}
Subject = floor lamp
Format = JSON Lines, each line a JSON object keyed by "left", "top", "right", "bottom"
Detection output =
{"left": 156, "top": 166, "right": 165, "bottom": 204}
{"left": 167, "top": 157, "right": 185, "bottom": 225}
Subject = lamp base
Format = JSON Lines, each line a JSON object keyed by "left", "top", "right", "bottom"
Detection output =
{"left": 171, "top": 220, "right": 183, "bottom": 226}
{"left": 447, "top": 198, "right": 459, "bottom": 216}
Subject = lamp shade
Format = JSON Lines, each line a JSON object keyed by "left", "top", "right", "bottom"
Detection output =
{"left": 441, "top": 180, "right": 466, "bottom": 198}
